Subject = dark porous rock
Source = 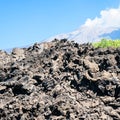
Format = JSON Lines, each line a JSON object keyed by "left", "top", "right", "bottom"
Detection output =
{"left": 0, "top": 39, "right": 120, "bottom": 119}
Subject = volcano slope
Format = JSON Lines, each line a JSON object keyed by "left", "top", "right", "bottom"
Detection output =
{"left": 0, "top": 39, "right": 120, "bottom": 120}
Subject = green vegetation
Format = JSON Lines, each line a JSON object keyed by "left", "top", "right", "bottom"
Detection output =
{"left": 92, "top": 39, "right": 120, "bottom": 48}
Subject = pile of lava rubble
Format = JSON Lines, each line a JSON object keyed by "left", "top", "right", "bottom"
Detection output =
{"left": 0, "top": 39, "right": 120, "bottom": 120}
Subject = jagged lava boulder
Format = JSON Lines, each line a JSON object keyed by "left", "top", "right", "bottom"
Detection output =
{"left": 0, "top": 39, "right": 120, "bottom": 120}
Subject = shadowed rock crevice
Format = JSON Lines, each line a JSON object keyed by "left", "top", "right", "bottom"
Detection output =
{"left": 12, "top": 84, "right": 30, "bottom": 96}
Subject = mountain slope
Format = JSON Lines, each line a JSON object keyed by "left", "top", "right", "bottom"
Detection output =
{"left": 47, "top": 26, "right": 120, "bottom": 43}
{"left": 47, "top": 8, "right": 120, "bottom": 43}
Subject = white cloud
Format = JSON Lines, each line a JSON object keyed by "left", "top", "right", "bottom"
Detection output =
{"left": 84, "top": 8, "right": 120, "bottom": 28}
{"left": 47, "top": 7, "right": 120, "bottom": 43}
{"left": 69, "top": 7, "right": 120, "bottom": 43}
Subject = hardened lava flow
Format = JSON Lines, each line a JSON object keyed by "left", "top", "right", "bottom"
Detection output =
{"left": 0, "top": 39, "right": 120, "bottom": 120}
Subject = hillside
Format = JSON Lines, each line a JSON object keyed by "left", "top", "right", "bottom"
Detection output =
{"left": 0, "top": 39, "right": 120, "bottom": 120}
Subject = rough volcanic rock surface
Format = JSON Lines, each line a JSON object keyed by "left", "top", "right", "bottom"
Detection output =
{"left": 0, "top": 39, "right": 120, "bottom": 120}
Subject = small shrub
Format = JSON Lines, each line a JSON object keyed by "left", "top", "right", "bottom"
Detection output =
{"left": 92, "top": 39, "right": 120, "bottom": 48}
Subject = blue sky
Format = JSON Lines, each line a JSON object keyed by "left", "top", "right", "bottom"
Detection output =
{"left": 0, "top": 0, "right": 120, "bottom": 50}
